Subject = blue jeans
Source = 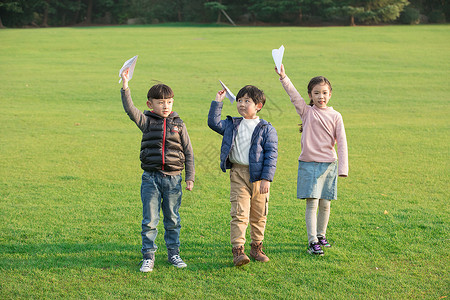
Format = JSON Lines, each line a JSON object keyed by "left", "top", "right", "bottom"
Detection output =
{"left": 140, "top": 171, "right": 182, "bottom": 256}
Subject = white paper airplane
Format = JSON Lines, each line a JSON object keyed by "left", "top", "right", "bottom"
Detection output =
{"left": 272, "top": 45, "right": 284, "bottom": 73}
{"left": 219, "top": 80, "right": 236, "bottom": 103}
{"left": 119, "top": 55, "right": 138, "bottom": 83}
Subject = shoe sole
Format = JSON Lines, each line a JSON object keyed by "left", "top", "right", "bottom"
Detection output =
{"left": 234, "top": 257, "right": 250, "bottom": 266}
{"left": 140, "top": 260, "right": 154, "bottom": 272}
{"left": 307, "top": 249, "right": 324, "bottom": 256}
{"left": 140, "top": 268, "right": 153, "bottom": 272}
{"left": 249, "top": 254, "right": 270, "bottom": 262}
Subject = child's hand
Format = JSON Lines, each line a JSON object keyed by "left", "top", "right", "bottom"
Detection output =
{"left": 260, "top": 179, "right": 270, "bottom": 194}
{"left": 275, "top": 63, "right": 286, "bottom": 80}
{"left": 186, "top": 180, "right": 194, "bottom": 191}
{"left": 215, "top": 89, "right": 226, "bottom": 102}
{"left": 121, "top": 69, "right": 130, "bottom": 90}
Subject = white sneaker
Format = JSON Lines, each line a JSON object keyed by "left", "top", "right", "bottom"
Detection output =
{"left": 168, "top": 254, "right": 187, "bottom": 268}
{"left": 140, "top": 258, "right": 154, "bottom": 272}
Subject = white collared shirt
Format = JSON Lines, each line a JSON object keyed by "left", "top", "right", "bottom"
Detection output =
{"left": 229, "top": 117, "right": 260, "bottom": 165}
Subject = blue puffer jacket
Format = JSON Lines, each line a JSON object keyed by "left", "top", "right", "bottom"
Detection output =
{"left": 208, "top": 101, "right": 278, "bottom": 182}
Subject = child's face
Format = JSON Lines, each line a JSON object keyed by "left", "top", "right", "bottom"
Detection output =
{"left": 147, "top": 98, "right": 174, "bottom": 118}
{"left": 236, "top": 94, "right": 262, "bottom": 119}
{"left": 309, "top": 83, "right": 332, "bottom": 109}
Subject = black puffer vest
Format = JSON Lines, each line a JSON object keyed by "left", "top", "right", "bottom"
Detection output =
{"left": 140, "top": 111, "right": 185, "bottom": 172}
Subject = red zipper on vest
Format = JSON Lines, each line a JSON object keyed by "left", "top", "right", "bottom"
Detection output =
{"left": 161, "top": 118, "right": 166, "bottom": 170}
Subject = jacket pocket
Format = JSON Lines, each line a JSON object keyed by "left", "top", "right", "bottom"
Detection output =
{"left": 230, "top": 195, "right": 245, "bottom": 218}
{"left": 140, "top": 148, "right": 149, "bottom": 163}
{"left": 178, "top": 151, "right": 185, "bottom": 165}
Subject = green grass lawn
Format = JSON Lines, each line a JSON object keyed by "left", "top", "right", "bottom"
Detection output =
{"left": 0, "top": 24, "right": 449, "bottom": 299}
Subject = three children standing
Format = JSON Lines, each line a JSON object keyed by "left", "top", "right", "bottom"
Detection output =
{"left": 119, "top": 58, "right": 348, "bottom": 271}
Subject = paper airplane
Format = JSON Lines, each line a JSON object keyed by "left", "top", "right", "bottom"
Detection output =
{"left": 219, "top": 80, "right": 236, "bottom": 103}
{"left": 272, "top": 45, "right": 284, "bottom": 73}
{"left": 119, "top": 55, "right": 138, "bottom": 83}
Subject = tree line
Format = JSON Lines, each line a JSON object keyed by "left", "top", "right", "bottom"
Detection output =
{"left": 0, "top": 0, "right": 448, "bottom": 28}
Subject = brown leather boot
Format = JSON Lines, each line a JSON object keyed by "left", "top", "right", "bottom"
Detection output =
{"left": 250, "top": 242, "right": 270, "bottom": 262}
{"left": 232, "top": 246, "right": 250, "bottom": 266}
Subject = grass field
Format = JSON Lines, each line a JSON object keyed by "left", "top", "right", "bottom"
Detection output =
{"left": 0, "top": 24, "right": 449, "bottom": 299}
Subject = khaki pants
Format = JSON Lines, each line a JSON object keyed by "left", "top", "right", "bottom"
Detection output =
{"left": 230, "top": 164, "right": 269, "bottom": 247}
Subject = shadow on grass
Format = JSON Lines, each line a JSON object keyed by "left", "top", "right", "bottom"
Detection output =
{"left": 0, "top": 240, "right": 315, "bottom": 272}
{"left": 0, "top": 242, "right": 137, "bottom": 270}
{"left": 0, "top": 241, "right": 234, "bottom": 272}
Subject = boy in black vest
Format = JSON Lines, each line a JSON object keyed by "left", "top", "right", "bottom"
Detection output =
{"left": 120, "top": 69, "right": 195, "bottom": 272}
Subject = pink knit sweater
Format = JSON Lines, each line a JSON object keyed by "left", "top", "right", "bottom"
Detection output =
{"left": 280, "top": 76, "right": 348, "bottom": 177}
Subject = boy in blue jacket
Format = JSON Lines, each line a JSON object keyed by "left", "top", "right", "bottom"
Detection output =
{"left": 208, "top": 85, "right": 278, "bottom": 266}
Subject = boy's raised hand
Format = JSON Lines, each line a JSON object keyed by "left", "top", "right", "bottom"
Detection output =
{"left": 275, "top": 63, "right": 286, "bottom": 80}
{"left": 215, "top": 89, "right": 226, "bottom": 102}
{"left": 121, "top": 69, "right": 130, "bottom": 90}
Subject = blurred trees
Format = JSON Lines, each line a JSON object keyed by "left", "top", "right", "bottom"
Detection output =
{"left": 0, "top": 0, "right": 127, "bottom": 27}
{"left": 408, "top": 0, "right": 449, "bottom": 22}
{"left": 0, "top": 0, "right": 447, "bottom": 28}
{"left": 325, "top": 0, "right": 410, "bottom": 26}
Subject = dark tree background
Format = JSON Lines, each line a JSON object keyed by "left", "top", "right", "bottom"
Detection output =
{"left": 0, "top": 0, "right": 447, "bottom": 28}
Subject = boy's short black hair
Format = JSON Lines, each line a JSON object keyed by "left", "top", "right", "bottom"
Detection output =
{"left": 236, "top": 85, "right": 266, "bottom": 110}
{"left": 147, "top": 84, "right": 174, "bottom": 100}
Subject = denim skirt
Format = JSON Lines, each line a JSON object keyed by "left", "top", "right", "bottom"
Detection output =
{"left": 297, "top": 160, "right": 338, "bottom": 200}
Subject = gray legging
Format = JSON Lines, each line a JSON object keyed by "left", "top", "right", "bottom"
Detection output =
{"left": 305, "top": 198, "right": 331, "bottom": 244}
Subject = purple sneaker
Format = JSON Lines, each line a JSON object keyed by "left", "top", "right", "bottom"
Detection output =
{"left": 317, "top": 236, "right": 332, "bottom": 248}
{"left": 307, "top": 242, "right": 324, "bottom": 255}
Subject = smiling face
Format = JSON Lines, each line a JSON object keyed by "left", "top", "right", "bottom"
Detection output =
{"left": 308, "top": 83, "right": 332, "bottom": 109}
{"left": 147, "top": 98, "right": 173, "bottom": 118}
{"left": 236, "top": 94, "right": 262, "bottom": 119}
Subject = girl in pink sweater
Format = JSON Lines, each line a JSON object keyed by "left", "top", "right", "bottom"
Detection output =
{"left": 275, "top": 64, "right": 348, "bottom": 256}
